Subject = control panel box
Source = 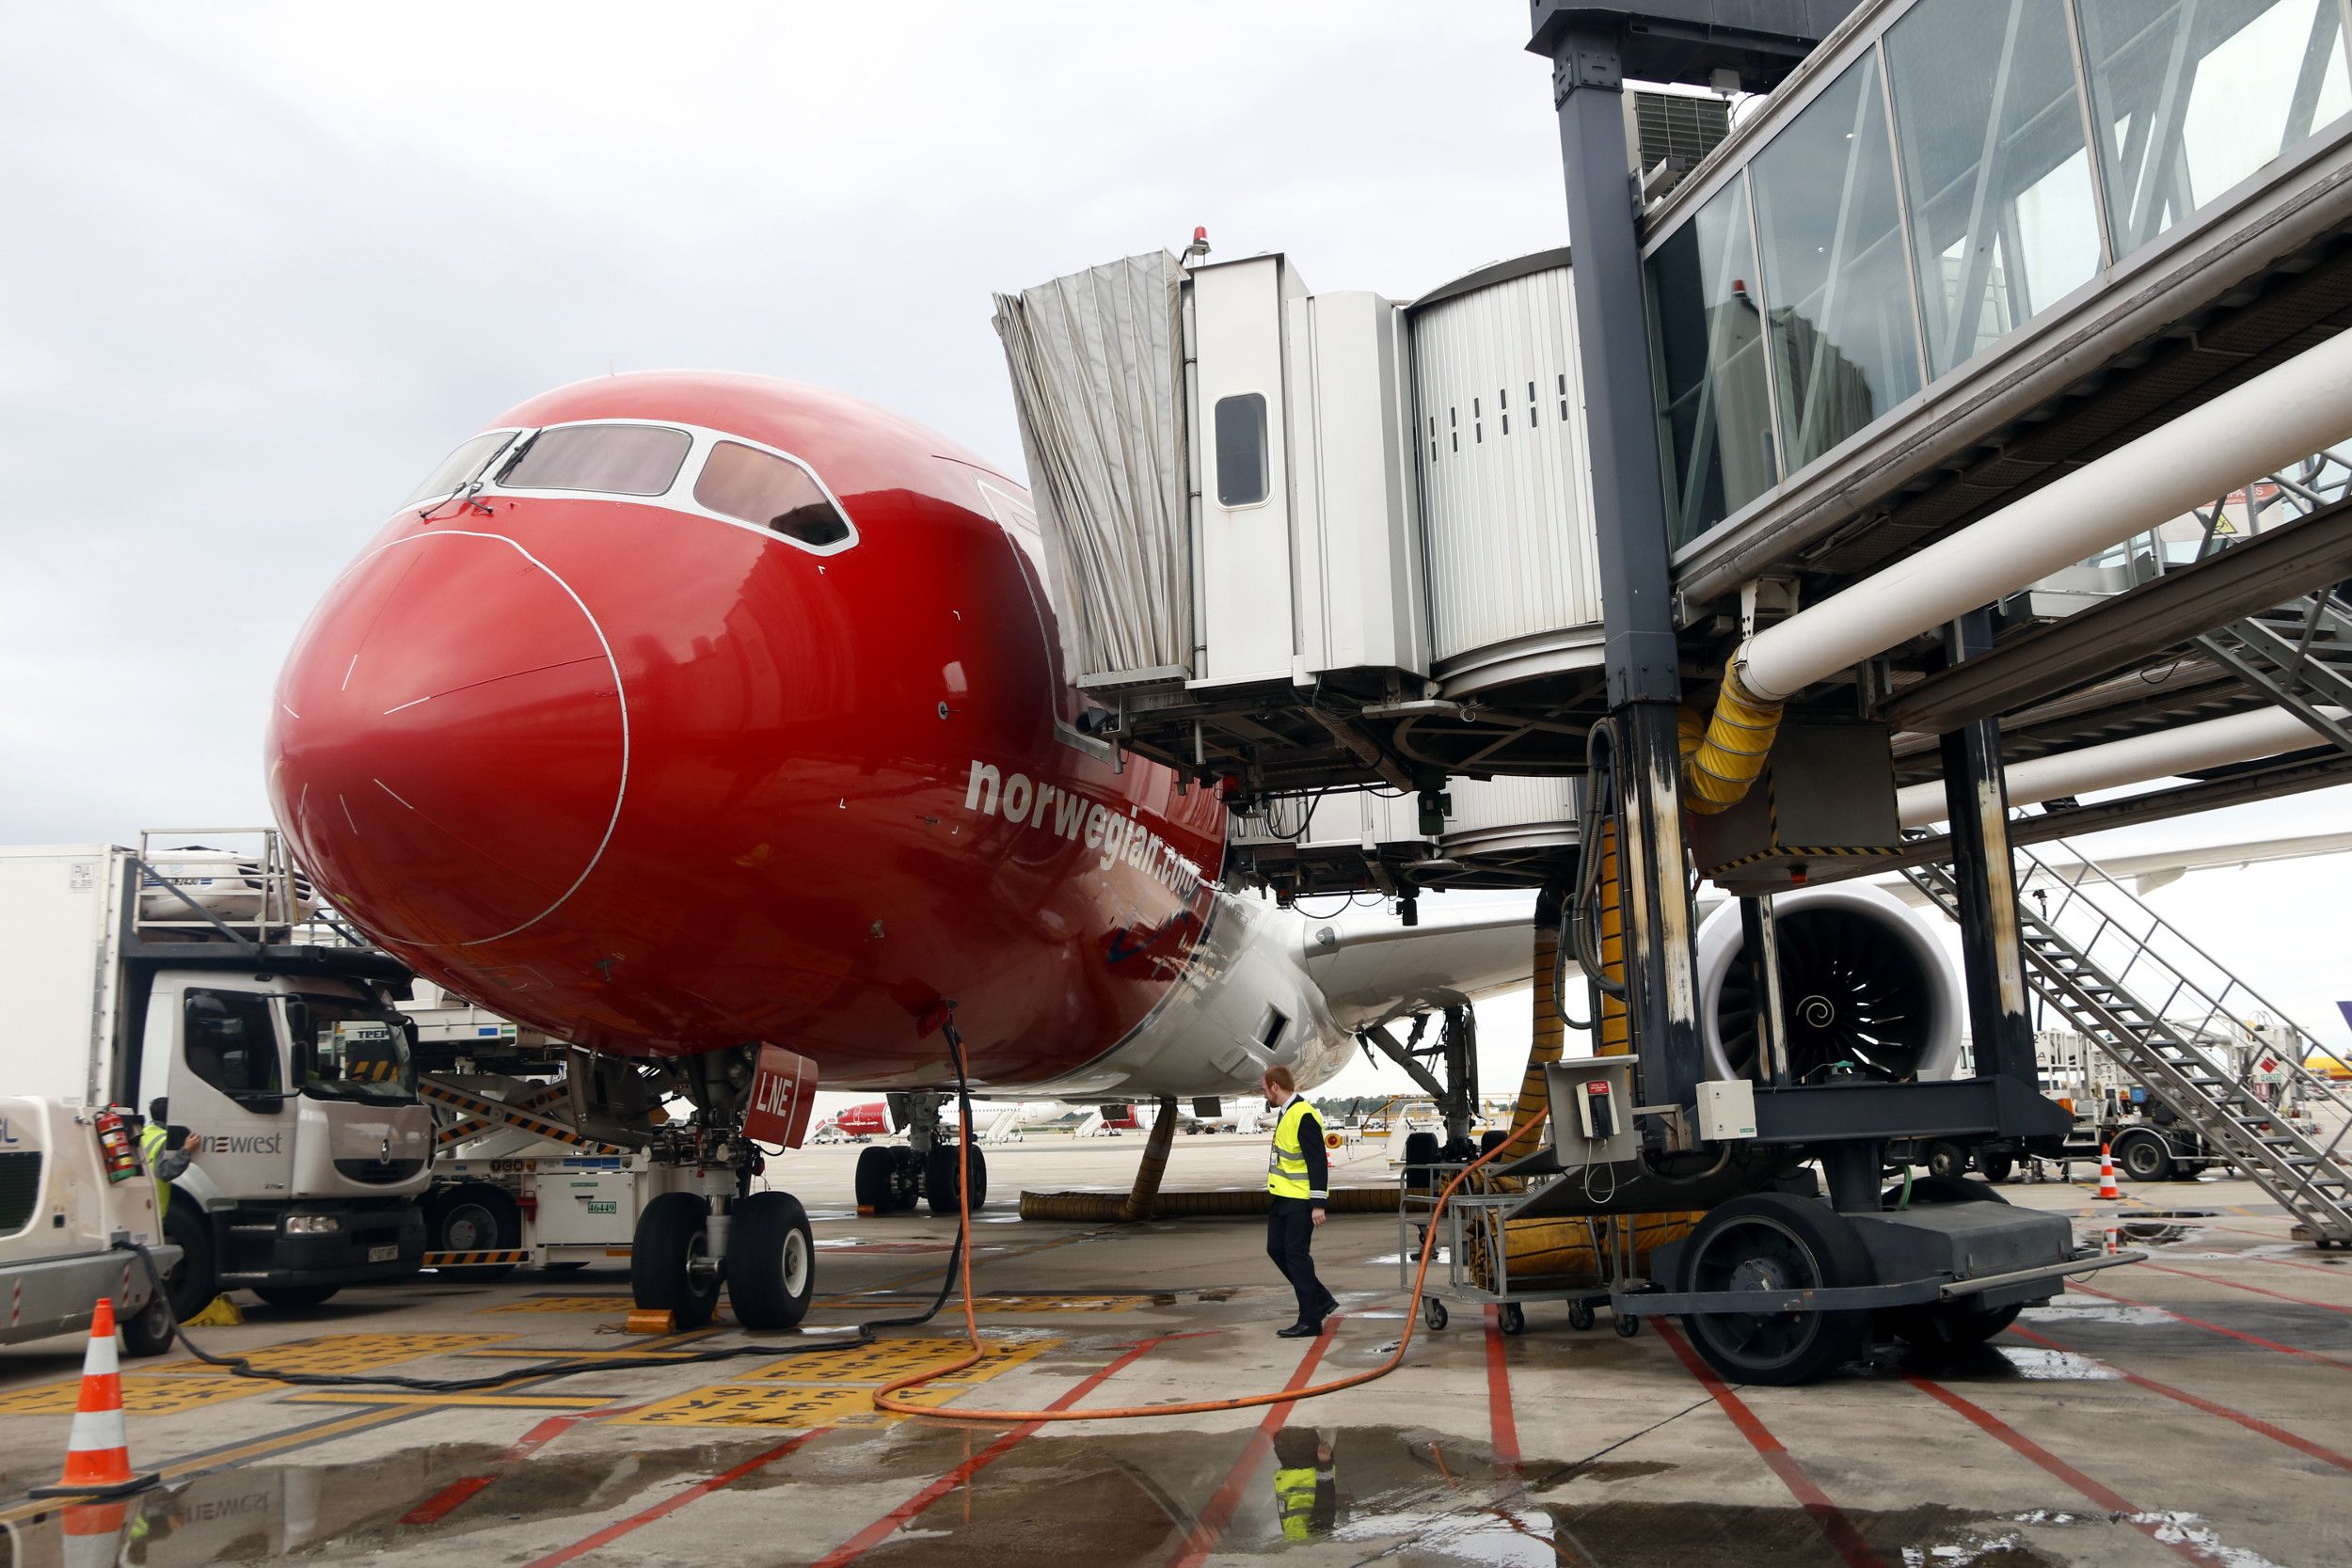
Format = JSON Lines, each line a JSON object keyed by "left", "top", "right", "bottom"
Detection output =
{"left": 1697, "top": 1078, "right": 1757, "bottom": 1141}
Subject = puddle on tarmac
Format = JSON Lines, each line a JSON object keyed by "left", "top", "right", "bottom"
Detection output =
{"left": 2020, "top": 1298, "right": 2172, "bottom": 1327}
{"left": 8, "top": 1437, "right": 777, "bottom": 1565}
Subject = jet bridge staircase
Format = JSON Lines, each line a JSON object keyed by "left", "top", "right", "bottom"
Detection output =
{"left": 2197, "top": 587, "right": 2352, "bottom": 756}
{"left": 1903, "top": 844, "right": 2352, "bottom": 1247}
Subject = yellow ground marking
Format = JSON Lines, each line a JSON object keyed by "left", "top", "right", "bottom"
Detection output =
{"left": 612, "top": 1381, "right": 961, "bottom": 1430}
{"left": 159, "top": 1332, "right": 515, "bottom": 1376}
{"left": 0, "top": 1375, "right": 274, "bottom": 1417}
{"left": 739, "top": 1336, "right": 1057, "bottom": 1384}
{"left": 0, "top": 1406, "right": 418, "bottom": 1526}
{"left": 481, "top": 1295, "right": 635, "bottom": 1315}
{"left": 279, "top": 1391, "right": 620, "bottom": 1408}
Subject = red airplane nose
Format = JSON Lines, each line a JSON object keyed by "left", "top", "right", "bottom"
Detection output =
{"left": 268, "top": 530, "right": 626, "bottom": 950}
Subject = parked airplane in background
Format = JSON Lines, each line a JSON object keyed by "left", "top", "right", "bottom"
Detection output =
{"left": 265, "top": 372, "right": 1530, "bottom": 1330}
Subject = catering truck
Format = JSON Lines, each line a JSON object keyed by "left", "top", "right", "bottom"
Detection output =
{"left": 0, "top": 832, "right": 430, "bottom": 1317}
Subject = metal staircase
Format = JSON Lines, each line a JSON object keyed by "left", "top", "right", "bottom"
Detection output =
{"left": 1904, "top": 842, "right": 2352, "bottom": 1246}
{"left": 2197, "top": 587, "right": 2352, "bottom": 754}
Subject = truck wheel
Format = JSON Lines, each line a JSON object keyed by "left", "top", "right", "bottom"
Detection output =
{"left": 1924, "top": 1141, "right": 1970, "bottom": 1180}
{"left": 1977, "top": 1153, "right": 2015, "bottom": 1184}
{"left": 632, "top": 1192, "right": 721, "bottom": 1328}
{"left": 254, "top": 1285, "right": 341, "bottom": 1310}
{"left": 2115, "top": 1133, "right": 2173, "bottom": 1183}
{"left": 854, "top": 1146, "right": 895, "bottom": 1212}
{"left": 1680, "top": 1194, "right": 1873, "bottom": 1386}
{"left": 925, "top": 1143, "right": 987, "bottom": 1216}
{"left": 727, "top": 1191, "right": 816, "bottom": 1330}
{"left": 431, "top": 1183, "right": 521, "bottom": 1280}
{"left": 161, "top": 1202, "right": 216, "bottom": 1323}
{"left": 120, "top": 1294, "right": 176, "bottom": 1357}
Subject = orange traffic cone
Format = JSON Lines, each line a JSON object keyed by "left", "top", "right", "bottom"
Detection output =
{"left": 30, "top": 1299, "right": 157, "bottom": 1498}
{"left": 2095, "top": 1143, "right": 2122, "bottom": 1201}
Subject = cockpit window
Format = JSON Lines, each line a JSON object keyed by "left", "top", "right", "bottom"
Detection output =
{"left": 404, "top": 430, "right": 516, "bottom": 506}
{"left": 693, "top": 440, "right": 852, "bottom": 547}
{"left": 498, "top": 423, "right": 691, "bottom": 497}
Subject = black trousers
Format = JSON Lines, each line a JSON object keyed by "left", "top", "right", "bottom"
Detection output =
{"left": 1266, "top": 1196, "right": 1333, "bottom": 1324}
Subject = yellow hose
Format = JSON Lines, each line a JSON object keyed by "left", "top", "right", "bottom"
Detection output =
{"left": 1677, "top": 662, "right": 1784, "bottom": 816}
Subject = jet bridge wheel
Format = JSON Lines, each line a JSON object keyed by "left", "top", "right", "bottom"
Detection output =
{"left": 1679, "top": 1195, "right": 1873, "bottom": 1386}
{"left": 728, "top": 1191, "right": 817, "bottom": 1330}
{"left": 1882, "top": 1178, "right": 2024, "bottom": 1353}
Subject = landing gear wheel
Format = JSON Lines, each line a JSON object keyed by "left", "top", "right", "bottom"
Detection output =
{"left": 2116, "top": 1134, "right": 2173, "bottom": 1183}
{"left": 1404, "top": 1132, "right": 1441, "bottom": 1194}
{"left": 1680, "top": 1194, "right": 1872, "bottom": 1386}
{"left": 631, "top": 1192, "right": 721, "bottom": 1329}
{"left": 924, "top": 1142, "right": 988, "bottom": 1217}
{"left": 1568, "top": 1300, "right": 1597, "bottom": 1332}
{"left": 1613, "top": 1313, "right": 1640, "bottom": 1338}
{"left": 854, "top": 1145, "right": 895, "bottom": 1212}
{"left": 888, "top": 1147, "right": 925, "bottom": 1212}
{"left": 161, "top": 1202, "right": 215, "bottom": 1323}
{"left": 1924, "top": 1141, "right": 1970, "bottom": 1180}
{"left": 254, "top": 1285, "right": 341, "bottom": 1310}
{"left": 1422, "top": 1297, "right": 1449, "bottom": 1332}
{"left": 1977, "top": 1152, "right": 2015, "bottom": 1184}
{"left": 121, "top": 1294, "right": 175, "bottom": 1357}
{"left": 727, "top": 1191, "right": 817, "bottom": 1330}
{"left": 1498, "top": 1303, "right": 1527, "bottom": 1336}
{"left": 428, "top": 1182, "right": 521, "bottom": 1281}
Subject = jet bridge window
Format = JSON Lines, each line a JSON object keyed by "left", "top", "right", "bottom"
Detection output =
{"left": 693, "top": 440, "right": 852, "bottom": 548}
{"left": 1214, "top": 393, "right": 1269, "bottom": 507}
{"left": 499, "top": 422, "right": 692, "bottom": 497}
{"left": 183, "top": 989, "right": 283, "bottom": 1101}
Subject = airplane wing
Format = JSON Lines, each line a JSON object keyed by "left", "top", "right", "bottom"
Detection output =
{"left": 1876, "top": 830, "right": 2352, "bottom": 908}
{"left": 1299, "top": 895, "right": 1544, "bottom": 1032}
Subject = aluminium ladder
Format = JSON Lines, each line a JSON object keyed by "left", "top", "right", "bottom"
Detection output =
{"left": 1903, "top": 842, "right": 2352, "bottom": 1246}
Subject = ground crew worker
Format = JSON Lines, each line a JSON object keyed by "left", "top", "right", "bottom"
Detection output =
{"left": 141, "top": 1098, "right": 190, "bottom": 1216}
{"left": 1263, "top": 1066, "right": 1336, "bottom": 1338}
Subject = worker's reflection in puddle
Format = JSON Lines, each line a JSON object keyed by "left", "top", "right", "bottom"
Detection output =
{"left": 1271, "top": 1428, "right": 1339, "bottom": 1541}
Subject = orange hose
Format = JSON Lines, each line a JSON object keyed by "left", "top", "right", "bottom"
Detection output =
{"left": 871, "top": 1104, "right": 1552, "bottom": 1422}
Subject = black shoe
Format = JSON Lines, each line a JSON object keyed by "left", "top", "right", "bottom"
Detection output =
{"left": 1317, "top": 1291, "right": 1339, "bottom": 1319}
{"left": 1275, "top": 1322, "right": 1317, "bottom": 1338}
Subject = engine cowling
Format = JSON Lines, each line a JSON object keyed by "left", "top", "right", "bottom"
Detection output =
{"left": 1693, "top": 883, "right": 1962, "bottom": 1085}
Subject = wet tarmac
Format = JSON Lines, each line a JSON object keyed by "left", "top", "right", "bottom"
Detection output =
{"left": 0, "top": 1134, "right": 2344, "bottom": 1567}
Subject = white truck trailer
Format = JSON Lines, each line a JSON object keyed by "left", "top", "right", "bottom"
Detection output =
{"left": 0, "top": 834, "right": 431, "bottom": 1317}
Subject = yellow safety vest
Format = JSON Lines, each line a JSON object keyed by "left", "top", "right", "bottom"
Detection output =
{"left": 1267, "top": 1097, "right": 1317, "bottom": 1199}
{"left": 1274, "top": 1466, "right": 1318, "bottom": 1540}
{"left": 139, "top": 1121, "right": 170, "bottom": 1218}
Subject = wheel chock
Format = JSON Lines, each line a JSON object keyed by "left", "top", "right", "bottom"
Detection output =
{"left": 187, "top": 1296, "right": 245, "bottom": 1328}
{"left": 624, "top": 1308, "right": 676, "bottom": 1335}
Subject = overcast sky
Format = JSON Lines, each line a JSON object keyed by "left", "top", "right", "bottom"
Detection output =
{"left": 4, "top": 4, "right": 2344, "bottom": 1064}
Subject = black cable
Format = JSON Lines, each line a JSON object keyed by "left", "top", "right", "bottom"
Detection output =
{"left": 113, "top": 1029, "right": 984, "bottom": 1391}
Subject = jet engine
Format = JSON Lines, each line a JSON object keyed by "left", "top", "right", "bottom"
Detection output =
{"left": 1693, "top": 883, "right": 1962, "bottom": 1086}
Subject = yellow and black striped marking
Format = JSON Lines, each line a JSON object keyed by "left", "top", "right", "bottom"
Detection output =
{"left": 418, "top": 1078, "right": 624, "bottom": 1153}
{"left": 436, "top": 1081, "right": 571, "bottom": 1149}
{"left": 424, "top": 1248, "right": 535, "bottom": 1268}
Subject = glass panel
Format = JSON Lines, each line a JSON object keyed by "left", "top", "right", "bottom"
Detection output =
{"left": 2080, "top": 0, "right": 2350, "bottom": 258}
{"left": 1751, "top": 55, "right": 1924, "bottom": 469}
{"left": 1214, "top": 393, "right": 1268, "bottom": 506}
{"left": 183, "top": 989, "right": 283, "bottom": 1099}
{"left": 500, "top": 423, "right": 691, "bottom": 496}
{"left": 694, "top": 441, "right": 850, "bottom": 546}
{"left": 1886, "top": 0, "right": 2105, "bottom": 377}
{"left": 1645, "top": 174, "right": 1779, "bottom": 545}
{"left": 403, "top": 430, "right": 515, "bottom": 505}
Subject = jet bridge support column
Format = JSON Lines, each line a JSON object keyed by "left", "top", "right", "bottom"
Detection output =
{"left": 1542, "top": 22, "right": 1705, "bottom": 1136}
{"left": 1938, "top": 610, "right": 2040, "bottom": 1094}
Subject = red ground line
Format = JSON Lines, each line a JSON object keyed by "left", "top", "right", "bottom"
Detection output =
{"left": 1483, "top": 1306, "right": 1520, "bottom": 1490}
{"left": 2137, "top": 1261, "right": 2352, "bottom": 1317}
{"left": 1652, "top": 1322, "right": 1885, "bottom": 1568}
{"left": 2007, "top": 1324, "right": 2352, "bottom": 1475}
{"left": 518, "top": 1429, "right": 830, "bottom": 1568}
{"left": 1901, "top": 1374, "right": 2229, "bottom": 1568}
{"left": 400, "top": 1475, "right": 496, "bottom": 1527}
{"left": 807, "top": 1334, "right": 1173, "bottom": 1568}
{"left": 1161, "top": 1316, "right": 1343, "bottom": 1568}
{"left": 2074, "top": 1281, "right": 2352, "bottom": 1371}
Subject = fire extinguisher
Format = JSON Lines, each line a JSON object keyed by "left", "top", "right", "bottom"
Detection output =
{"left": 93, "top": 1108, "right": 141, "bottom": 1185}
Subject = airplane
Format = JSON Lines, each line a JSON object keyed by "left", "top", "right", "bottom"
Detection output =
{"left": 263, "top": 372, "right": 1531, "bottom": 1330}
{"left": 814, "top": 1101, "right": 890, "bottom": 1141}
